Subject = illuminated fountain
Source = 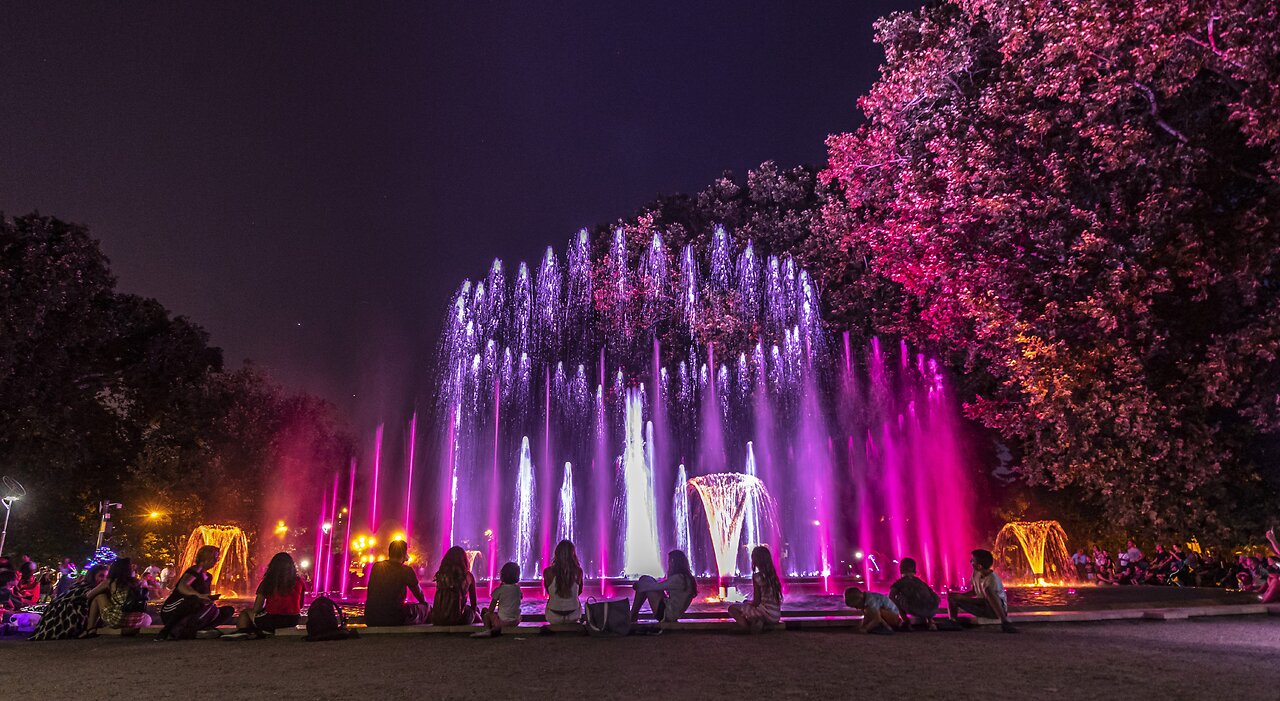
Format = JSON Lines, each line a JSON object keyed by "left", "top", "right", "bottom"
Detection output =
{"left": 409, "top": 226, "right": 979, "bottom": 586}
{"left": 688, "top": 473, "right": 776, "bottom": 582}
{"left": 994, "top": 520, "right": 1073, "bottom": 584}
{"left": 178, "top": 525, "right": 250, "bottom": 596}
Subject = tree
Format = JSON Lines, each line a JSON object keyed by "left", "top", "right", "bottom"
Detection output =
{"left": 823, "top": 0, "right": 1280, "bottom": 541}
{"left": 0, "top": 213, "right": 353, "bottom": 562}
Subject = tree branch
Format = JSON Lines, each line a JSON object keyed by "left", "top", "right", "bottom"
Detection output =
{"left": 1132, "top": 82, "right": 1188, "bottom": 143}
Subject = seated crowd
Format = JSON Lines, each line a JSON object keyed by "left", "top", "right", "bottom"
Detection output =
{"left": 4, "top": 525, "right": 1276, "bottom": 639}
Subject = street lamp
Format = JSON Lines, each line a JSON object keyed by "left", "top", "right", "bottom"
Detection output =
{"left": 96, "top": 500, "right": 123, "bottom": 549}
{"left": 0, "top": 476, "right": 25, "bottom": 556}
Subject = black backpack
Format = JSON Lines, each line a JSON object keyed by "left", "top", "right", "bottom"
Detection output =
{"left": 305, "top": 596, "right": 351, "bottom": 641}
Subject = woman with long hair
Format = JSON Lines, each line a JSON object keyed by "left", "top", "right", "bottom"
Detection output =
{"left": 630, "top": 549, "right": 698, "bottom": 622}
{"left": 223, "top": 552, "right": 305, "bottom": 639}
{"left": 429, "top": 546, "right": 479, "bottom": 625}
{"left": 82, "top": 558, "right": 151, "bottom": 636}
{"left": 543, "top": 539, "right": 583, "bottom": 624}
{"left": 728, "top": 545, "right": 782, "bottom": 632}
{"left": 28, "top": 564, "right": 108, "bottom": 640}
{"left": 158, "top": 545, "right": 234, "bottom": 640}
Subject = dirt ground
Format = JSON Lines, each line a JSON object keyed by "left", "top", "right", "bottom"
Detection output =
{"left": 3, "top": 618, "right": 1277, "bottom": 700}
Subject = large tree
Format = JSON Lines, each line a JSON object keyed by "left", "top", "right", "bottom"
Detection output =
{"left": 824, "top": 0, "right": 1280, "bottom": 540}
{"left": 0, "top": 213, "right": 353, "bottom": 562}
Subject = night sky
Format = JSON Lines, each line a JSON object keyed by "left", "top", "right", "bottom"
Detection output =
{"left": 1, "top": 1, "right": 918, "bottom": 427}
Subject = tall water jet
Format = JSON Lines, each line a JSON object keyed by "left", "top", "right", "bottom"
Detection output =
{"left": 742, "top": 442, "right": 761, "bottom": 548}
{"left": 995, "top": 521, "right": 1073, "bottom": 584}
{"left": 514, "top": 437, "right": 536, "bottom": 577}
{"left": 403, "top": 412, "right": 417, "bottom": 539}
{"left": 557, "top": 462, "right": 575, "bottom": 543}
{"left": 673, "top": 463, "right": 693, "bottom": 572}
{"left": 688, "top": 473, "right": 775, "bottom": 582}
{"left": 369, "top": 423, "right": 384, "bottom": 531}
{"left": 621, "top": 388, "right": 663, "bottom": 577}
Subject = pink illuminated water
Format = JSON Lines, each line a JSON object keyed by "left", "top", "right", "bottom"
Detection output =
{"left": 335, "top": 226, "right": 978, "bottom": 590}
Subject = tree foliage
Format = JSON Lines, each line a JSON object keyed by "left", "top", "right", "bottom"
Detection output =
{"left": 823, "top": 0, "right": 1280, "bottom": 540}
{"left": 0, "top": 213, "right": 353, "bottom": 562}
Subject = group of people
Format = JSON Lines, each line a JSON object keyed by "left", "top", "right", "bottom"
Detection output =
{"left": 14, "top": 527, "right": 1275, "bottom": 641}
{"left": 0, "top": 555, "right": 42, "bottom": 615}
{"left": 1069, "top": 528, "right": 1279, "bottom": 602}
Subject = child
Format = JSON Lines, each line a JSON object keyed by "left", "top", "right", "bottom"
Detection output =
{"left": 472, "top": 562, "right": 522, "bottom": 637}
{"left": 728, "top": 545, "right": 782, "bottom": 633}
{"left": 844, "top": 586, "right": 902, "bottom": 634}
{"left": 947, "top": 548, "right": 1018, "bottom": 633}
{"left": 888, "top": 557, "right": 940, "bottom": 630}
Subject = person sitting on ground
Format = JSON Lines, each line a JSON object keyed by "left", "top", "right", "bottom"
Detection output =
{"left": 947, "top": 549, "right": 1017, "bottom": 633}
{"left": 543, "top": 539, "right": 584, "bottom": 625}
{"left": 728, "top": 545, "right": 783, "bottom": 633}
{"left": 365, "top": 539, "right": 430, "bottom": 626}
{"left": 888, "top": 557, "right": 940, "bottom": 631}
{"left": 82, "top": 557, "right": 151, "bottom": 637}
{"left": 15, "top": 561, "right": 40, "bottom": 607}
{"left": 157, "top": 545, "right": 235, "bottom": 640}
{"left": 430, "top": 546, "right": 480, "bottom": 626}
{"left": 845, "top": 586, "right": 902, "bottom": 634}
{"left": 0, "top": 570, "right": 18, "bottom": 614}
{"left": 630, "top": 549, "right": 698, "bottom": 623}
{"left": 53, "top": 558, "right": 76, "bottom": 599}
{"left": 472, "top": 561, "right": 523, "bottom": 638}
{"left": 223, "top": 552, "right": 305, "bottom": 640}
{"left": 29, "top": 565, "right": 107, "bottom": 640}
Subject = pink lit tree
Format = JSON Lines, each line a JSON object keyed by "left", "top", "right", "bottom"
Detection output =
{"left": 823, "top": 0, "right": 1280, "bottom": 539}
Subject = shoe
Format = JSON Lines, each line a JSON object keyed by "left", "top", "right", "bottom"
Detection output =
{"left": 469, "top": 630, "right": 494, "bottom": 638}
{"left": 1001, "top": 622, "right": 1019, "bottom": 634}
{"left": 195, "top": 629, "right": 223, "bottom": 639}
{"left": 154, "top": 630, "right": 171, "bottom": 642}
{"left": 77, "top": 629, "right": 98, "bottom": 639}
{"left": 869, "top": 626, "right": 894, "bottom": 635}
{"left": 220, "top": 632, "right": 252, "bottom": 641}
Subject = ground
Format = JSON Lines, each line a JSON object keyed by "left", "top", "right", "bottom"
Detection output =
{"left": 3, "top": 618, "right": 1278, "bottom": 699}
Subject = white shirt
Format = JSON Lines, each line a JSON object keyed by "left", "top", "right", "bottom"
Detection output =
{"left": 973, "top": 570, "right": 1007, "bottom": 610}
{"left": 490, "top": 583, "right": 522, "bottom": 623}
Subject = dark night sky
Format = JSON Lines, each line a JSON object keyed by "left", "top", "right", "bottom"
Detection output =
{"left": 1, "top": 1, "right": 918, "bottom": 428}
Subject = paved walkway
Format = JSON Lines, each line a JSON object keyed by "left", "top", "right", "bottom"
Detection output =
{"left": 3, "top": 618, "right": 1278, "bottom": 699}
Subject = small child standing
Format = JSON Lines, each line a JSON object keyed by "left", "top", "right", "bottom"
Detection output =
{"left": 473, "top": 562, "right": 523, "bottom": 638}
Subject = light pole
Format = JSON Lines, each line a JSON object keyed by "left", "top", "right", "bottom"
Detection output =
{"left": 0, "top": 476, "right": 26, "bottom": 556}
{"left": 96, "top": 500, "right": 123, "bottom": 549}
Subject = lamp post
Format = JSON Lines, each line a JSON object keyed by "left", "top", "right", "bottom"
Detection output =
{"left": 96, "top": 500, "right": 123, "bottom": 549}
{"left": 0, "top": 476, "right": 25, "bottom": 556}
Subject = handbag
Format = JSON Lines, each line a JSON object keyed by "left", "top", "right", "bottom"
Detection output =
{"left": 584, "top": 597, "right": 631, "bottom": 636}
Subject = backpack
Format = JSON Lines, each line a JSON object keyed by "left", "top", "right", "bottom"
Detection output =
{"left": 584, "top": 597, "right": 631, "bottom": 637}
{"left": 305, "top": 596, "right": 351, "bottom": 641}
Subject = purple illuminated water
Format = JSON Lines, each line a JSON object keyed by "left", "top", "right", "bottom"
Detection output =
{"left": 416, "top": 226, "right": 978, "bottom": 588}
